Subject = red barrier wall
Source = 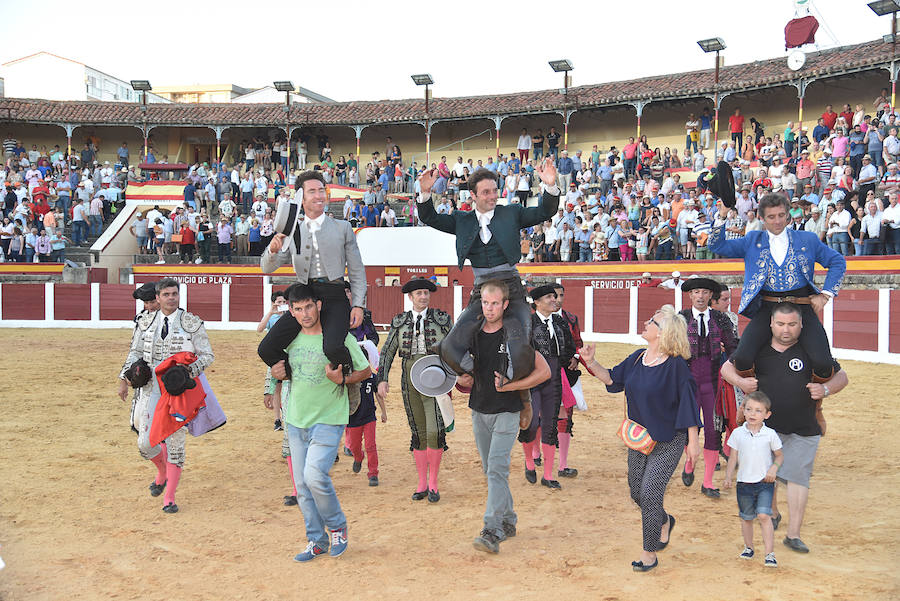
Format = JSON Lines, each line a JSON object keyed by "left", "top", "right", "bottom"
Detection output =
{"left": 3, "top": 284, "right": 44, "bottom": 320}
{"left": 229, "top": 282, "right": 262, "bottom": 323}
{"left": 593, "top": 289, "right": 630, "bottom": 334}
{"left": 832, "top": 290, "right": 879, "bottom": 352}
{"left": 100, "top": 284, "right": 137, "bottom": 321}
{"left": 55, "top": 284, "right": 92, "bottom": 320}
{"left": 890, "top": 289, "right": 900, "bottom": 354}
{"left": 186, "top": 285, "right": 222, "bottom": 322}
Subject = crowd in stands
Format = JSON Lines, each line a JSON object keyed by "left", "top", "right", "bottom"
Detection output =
{"left": 4, "top": 90, "right": 900, "bottom": 264}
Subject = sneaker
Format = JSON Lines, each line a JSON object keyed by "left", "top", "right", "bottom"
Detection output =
{"left": 155, "top": 259, "right": 165, "bottom": 264}
{"left": 329, "top": 527, "right": 348, "bottom": 557}
{"left": 283, "top": 495, "right": 298, "bottom": 506}
{"left": 473, "top": 529, "right": 501, "bottom": 554}
{"left": 764, "top": 552, "right": 777, "bottom": 567}
{"left": 352, "top": 461, "right": 362, "bottom": 473}
{"left": 274, "top": 419, "right": 283, "bottom": 431}
{"left": 739, "top": 547, "right": 754, "bottom": 559}
{"left": 294, "top": 541, "right": 327, "bottom": 562}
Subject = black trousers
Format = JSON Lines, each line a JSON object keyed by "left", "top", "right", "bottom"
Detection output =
{"left": 437, "top": 270, "right": 534, "bottom": 381}
{"left": 257, "top": 280, "right": 352, "bottom": 378}
{"left": 732, "top": 299, "right": 834, "bottom": 379}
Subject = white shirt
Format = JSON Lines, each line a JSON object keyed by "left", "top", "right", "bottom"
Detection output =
{"left": 452, "top": 162, "right": 466, "bottom": 178}
{"left": 766, "top": 228, "right": 789, "bottom": 266}
{"left": 475, "top": 208, "right": 494, "bottom": 244}
{"left": 727, "top": 423, "right": 782, "bottom": 483}
{"left": 517, "top": 135, "right": 532, "bottom": 151}
{"left": 304, "top": 213, "right": 327, "bottom": 277}
{"left": 883, "top": 203, "right": 900, "bottom": 229}
{"left": 691, "top": 306, "right": 710, "bottom": 334}
{"left": 536, "top": 310, "right": 559, "bottom": 354}
{"left": 861, "top": 212, "right": 882, "bottom": 238}
{"left": 829, "top": 209, "right": 851, "bottom": 233}
{"left": 410, "top": 309, "right": 427, "bottom": 354}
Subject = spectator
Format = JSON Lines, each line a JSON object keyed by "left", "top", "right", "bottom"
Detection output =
{"left": 729, "top": 108, "right": 745, "bottom": 155}
{"left": 380, "top": 203, "right": 397, "bottom": 227}
{"left": 216, "top": 216, "right": 233, "bottom": 262}
{"left": 517, "top": 129, "right": 532, "bottom": 163}
{"left": 178, "top": 221, "right": 196, "bottom": 263}
{"left": 72, "top": 198, "right": 88, "bottom": 246}
{"left": 49, "top": 230, "right": 69, "bottom": 262}
{"left": 130, "top": 212, "right": 149, "bottom": 254}
{"left": 235, "top": 214, "right": 250, "bottom": 256}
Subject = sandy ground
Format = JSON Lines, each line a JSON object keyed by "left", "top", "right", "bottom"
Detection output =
{"left": 0, "top": 329, "right": 898, "bottom": 601}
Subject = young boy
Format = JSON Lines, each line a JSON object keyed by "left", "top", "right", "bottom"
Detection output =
{"left": 723, "top": 391, "right": 784, "bottom": 567}
{"left": 346, "top": 345, "right": 387, "bottom": 487}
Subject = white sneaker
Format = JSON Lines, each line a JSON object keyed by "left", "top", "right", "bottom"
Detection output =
{"left": 155, "top": 259, "right": 165, "bottom": 264}
{"left": 764, "top": 552, "right": 777, "bottom": 568}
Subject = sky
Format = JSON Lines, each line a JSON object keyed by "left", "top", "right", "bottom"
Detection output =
{"left": 0, "top": 0, "right": 892, "bottom": 103}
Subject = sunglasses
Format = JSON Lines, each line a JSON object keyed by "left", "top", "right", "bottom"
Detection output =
{"left": 648, "top": 318, "right": 661, "bottom": 328}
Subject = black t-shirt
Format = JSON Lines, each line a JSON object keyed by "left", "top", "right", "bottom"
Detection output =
{"left": 756, "top": 343, "right": 840, "bottom": 436}
{"left": 468, "top": 328, "right": 522, "bottom": 415}
{"left": 547, "top": 132, "right": 561, "bottom": 148}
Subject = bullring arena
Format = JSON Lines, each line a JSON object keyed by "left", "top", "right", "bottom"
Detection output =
{"left": 2, "top": 29, "right": 900, "bottom": 601}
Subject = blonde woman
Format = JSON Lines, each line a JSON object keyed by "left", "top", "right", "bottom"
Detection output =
{"left": 579, "top": 305, "right": 701, "bottom": 572}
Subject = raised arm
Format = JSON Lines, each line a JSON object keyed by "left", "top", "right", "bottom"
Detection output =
{"left": 416, "top": 169, "right": 457, "bottom": 233}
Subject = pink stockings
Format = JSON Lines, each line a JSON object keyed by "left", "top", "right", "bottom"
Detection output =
{"left": 413, "top": 448, "right": 443, "bottom": 493}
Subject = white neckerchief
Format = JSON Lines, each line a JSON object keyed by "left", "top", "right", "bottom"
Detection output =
{"left": 475, "top": 208, "right": 495, "bottom": 244}
{"left": 304, "top": 213, "right": 327, "bottom": 276}
{"left": 767, "top": 228, "right": 789, "bottom": 266}
{"left": 304, "top": 212, "right": 326, "bottom": 234}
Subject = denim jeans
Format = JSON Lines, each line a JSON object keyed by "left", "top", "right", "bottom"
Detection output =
{"left": 863, "top": 238, "right": 883, "bottom": 255}
{"left": 288, "top": 423, "right": 347, "bottom": 548}
{"left": 471, "top": 410, "right": 519, "bottom": 539}
{"left": 89, "top": 214, "right": 102, "bottom": 237}
{"left": 72, "top": 220, "right": 87, "bottom": 245}
{"left": 579, "top": 246, "right": 591, "bottom": 262}
{"left": 736, "top": 480, "right": 775, "bottom": 521}
{"left": 886, "top": 228, "right": 900, "bottom": 254}
{"left": 831, "top": 231, "right": 851, "bottom": 256}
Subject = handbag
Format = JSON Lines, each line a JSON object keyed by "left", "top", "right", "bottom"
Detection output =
{"left": 616, "top": 352, "right": 656, "bottom": 455}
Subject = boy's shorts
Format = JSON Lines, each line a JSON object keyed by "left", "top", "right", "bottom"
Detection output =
{"left": 736, "top": 480, "right": 775, "bottom": 520}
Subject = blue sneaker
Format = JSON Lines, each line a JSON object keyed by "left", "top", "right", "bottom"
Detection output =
{"left": 294, "top": 541, "right": 327, "bottom": 563}
{"left": 329, "top": 526, "right": 348, "bottom": 557}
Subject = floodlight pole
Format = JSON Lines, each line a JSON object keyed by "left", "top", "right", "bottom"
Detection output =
{"left": 142, "top": 91, "right": 148, "bottom": 161}
{"left": 425, "top": 83, "right": 431, "bottom": 166}
{"left": 713, "top": 49, "right": 721, "bottom": 150}
{"left": 285, "top": 90, "right": 292, "bottom": 171}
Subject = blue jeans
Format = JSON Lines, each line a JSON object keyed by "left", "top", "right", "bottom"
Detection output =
{"left": 533, "top": 147, "right": 543, "bottom": 160}
{"left": 72, "top": 221, "right": 87, "bottom": 245}
{"left": 830, "top": 231, "right": 851, "bottom": 256}
{"left": 685, "top": 135, "right": 697, "bottom": 154}
{"left": 89, "top": 214, "right": 102, "bottom": 237}
{"left": 59, "top": 195, "right": 71, "bottom": 220}
{"left": 886, "top": 228, "right": 900, "bottom": 254}
{"left": 863, "top": 238, "right": 883, "bottom": 255}
{"left": 736, "top": 480, "right": 774, "bottom": 521}
{"left": 471, "top": 410, "right": 519, "bottom": 539}
{"left": 288, "top": 423, "right": 347, "bottom": 548}
{"left": 579, "top": 245, "right": 591, "bottom": 262}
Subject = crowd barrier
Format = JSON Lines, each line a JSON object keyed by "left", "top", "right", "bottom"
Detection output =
{"left": 1, "top": 282, "right": 897, "bottom": 365}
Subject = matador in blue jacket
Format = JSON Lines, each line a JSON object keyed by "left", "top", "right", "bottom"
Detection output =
{"left": 709, "top": 193, "right": 846, "bottom": 381}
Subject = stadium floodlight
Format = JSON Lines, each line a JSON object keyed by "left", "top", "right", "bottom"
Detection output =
{"left": 697, "top": 38, "right": 726, "bottom": 53}
{"left": 548, "top": 59, "right": 573, "bottom": 73}
{"left": 273, "top": 81, "right": 295, "bottom": 92}
{"left": 130, "top": 80, "right": 152, "bottom": 92}
{"left": 869, "top": 0, "right": 900, "bottom": 16}
{"left": 410, "top": 74, "right": 434, "bottom": 86}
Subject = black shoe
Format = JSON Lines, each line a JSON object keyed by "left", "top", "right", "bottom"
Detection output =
{"left": 283, "top": 495, "right": 298, "bottom": 506}
{"left": 473, "top": 529, "right": 500, "bottom": 554}
{"left": 428, "top": 489, "right": 440, "bottom": 503}
{"left": 412, "top": 490, "right": 428, "bottom": 501}
{"left": 334, "top": 454, "right": 339, "bottom": 464}
{"left": 501, "top": 521, "right": 517, "bottom": 540}
{"left": 343, "top": 446, "right": 353, "bottom": 457}
{"left": 701, "top": 485, "right": 721, "bottom": 499}
{"left": 541, "top": 478, "right": 561, "bottom": 490}
{"left": 658, "top": 514, "right": 676, "bottom": 550}
{"left": 682, "top": 468, "right": 694, "bottom": 487}
{"left": 524, "top": 469, "right": 537, "bottom": 484}
{"left": 273, "top": 419, "right": 283, "bottom": 431}
{"left": 715, "top": 461, "right": 721, "bottom": 471}
{"left": 772, "top": 513, "right": 782, "bottom": 531}
{"left": 368, "top": 476, "right": 379, "bottom": 487}
{"left": 631, "top": 558, "right": 658, "bottom": 572}
{"left": 352, "top": 460, "right": 362, "bottom": 473}
{"left": 558, "top": 467, "right": 578, "bottom": 478}
{"left": 783, "top": 536, "right": 810, "bottom": 553}
{"left": 162, "top": 503, "right": 179, "bottom": 514}
{"left": 533, "top": 457, "right": 542, "bottom": 466}
{"left": 149, "top": 481, "right": 166, "bottom": 497}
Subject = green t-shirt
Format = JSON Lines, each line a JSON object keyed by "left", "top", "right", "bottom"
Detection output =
{"left": 285, "top": 332, "right": 369, "bottom": 428}
{"left": 348, "top": 159, "right": 358, "bottom": 170}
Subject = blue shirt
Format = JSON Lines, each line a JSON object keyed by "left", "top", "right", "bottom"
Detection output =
{"left": 509, "top": 157, "right": 521, "bottom": 172}
{"left": 598, "top": 164, "right": 612, "bottom": 180}
{"left": 724, "top": 146, "right": 736, "bottom": 162}
{"left": 558, "top": 157, "right": 574, "bottom": 175}
{"left": 849, "top": 132, "right": 866, "bottom": 157}
{"left": 812, "top": 125, "right": 829, "bottom": 143}
{"left": 485, "top": 162, "right": 498, "bottom": 173}
{"left": 378, "top": 172, "right": 390, "bottom": 189}
{"left": 607, "top": 350, "right": 701, "bottom": 442}
{"left": 700, "top": 114, "right": 711, "bottom": 129}
{"left": 432, "top": 176, "right": 447, "bottom": 195}
{"left": 497, "top": 161, "right": 509, "bottom": 176}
